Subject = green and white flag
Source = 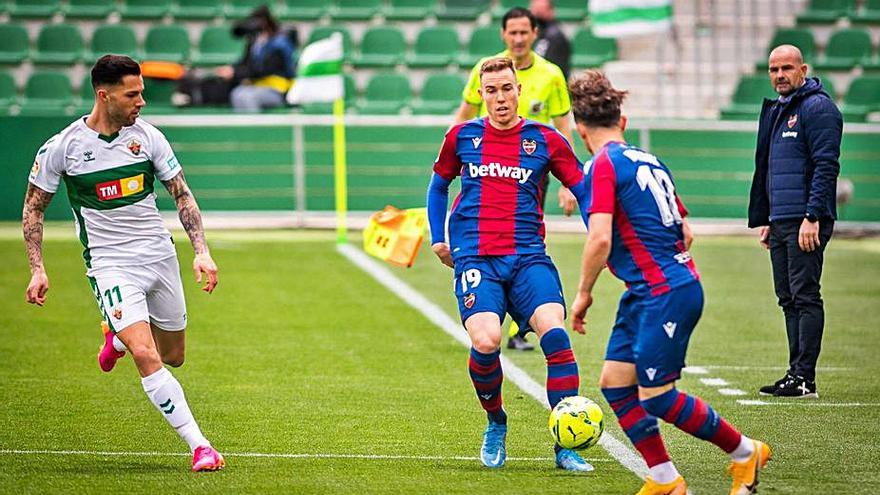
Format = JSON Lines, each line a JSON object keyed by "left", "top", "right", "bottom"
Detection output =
{"left": 589, "top": 0, "right": 673, "bottom": 38}
{"left": 287, "top": 33, "right": 344, "bottom": 104}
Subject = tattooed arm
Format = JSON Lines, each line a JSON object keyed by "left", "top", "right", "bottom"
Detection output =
{"left": 22, "top": 184, "right": 54, "bottom": 305}
{"left": 162, "top": 171, "right": 218, "bottom": 293}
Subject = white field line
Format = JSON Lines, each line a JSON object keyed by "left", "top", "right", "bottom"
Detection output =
{"left": 699, "top": 378, "right": 729, "bottom": 387}
{"left": 717, "top": 388, "right": 747, "bottom": 396}
{"left": 682, "top": 366, "right": 709, "bottom": 375}
{"left": 336, "top": 244, "right": 648, "bottom": 479}
{"left": 0, "top": 449, "right": 616, "bottom": 462}
{"left": 737, "top": 400, "right": 880, "bottom": 407}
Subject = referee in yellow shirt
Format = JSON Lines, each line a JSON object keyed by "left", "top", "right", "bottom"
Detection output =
{"left": 453, "top": 7, "right": 576, "bottom": 351}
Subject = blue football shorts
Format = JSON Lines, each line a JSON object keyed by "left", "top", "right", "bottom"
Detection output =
{"left": 604, "top": 281, "right": 704, "bottom": 387}
{"left": 453, "top": 253, "right": 565, "bottom": 330}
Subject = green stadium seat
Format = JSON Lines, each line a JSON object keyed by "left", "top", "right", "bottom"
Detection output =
{"left": 8, "top": 0, "right": 61, "bottom": 18}
{"left": 796, "top": 0, "right": 855, "bottom": 23}
{"left": 755, "top": 28, "right": 816, "bottom": 71}
{"left": 813, "top": 28, "right": 872, "bottom": 71}
{"left": 436, "top": 0, "right": 490, "bottom": 21}
{"left": 226, "top": 0, "right": 270, "bottom": 20}
{"left": 0, "top": 24, "right": 30, "bottom": 65}
{"left": 174, "top": 0, "right": 224, "bottom": 19}
{"left": 352, "top": 27, "right": 406, "bottom": 68}
{"left": 75, "top": 73, "right": 94, "bottom": 114}
{"left": 308, "top": 26, "right": 353, "bottom": 59}
{"left": 720, "top": 74, "right": 777, "bottom": 120}
{"left": 571, "top": 29, "right": 617, "bottom": 68}
{"left": 491, "top": 0, "right": 519, "bottom": 20}
{"left": 458, "top": 26, "right": 504, "bottom": 68}
{"left": 31, "top": 24, "right": 85, "bottom": 65}
{"left": 301, "top": 73, "right": 357, "bottom": 113}
{"left": 142, "top": 77, "right": 176, "bottom": 110}
{"left": 119, "top": 0, "right": 171, "bottom": 19}
{"left": 411, "top": 73, "right": 465, "bottom": 115}
{"left": 840, "top": 76, "right": 880, "bottom": 122}
{"left": 64, "top": 0, "right": 116, "bottom": 19}
{"left": 852, "top": 0, "right": 880, "bottom": 24}
{"left": 356, "top": 73, "right": 410, "bottom": 115}
{"left": 814, "top": 73, "right": 836, "bottom": 99}
{"left": 406, "top": 26, "right": 459, "bottom": 68}
{"left": 384, "top": 0, "right": 438, "bottom": 20}
{"left": 20, "top": 71, "right": 73, "bottom": 115}
{"left": 192, "top": 27, "right": 245, "bottom": 67}
{"left": 555, "top": 0, "right": 590, "bottom": 22}
{"left": 143, "top": 25, "right": 190, "bottom": 63}
{"left": 0, "top": 71, "right": 17, "bottom": 115}
{"left": 88, "top": 24, "right": 140, "bottom": 63}
{"left": 330, "top": 0, "right": 382, "bottom": 20}
{"left": 280, "top": 0, "right": 327, "bottom": 20}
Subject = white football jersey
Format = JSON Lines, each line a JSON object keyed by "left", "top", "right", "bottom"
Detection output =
{"left": 29, "top": 117, "right": 182, "bottom": 271}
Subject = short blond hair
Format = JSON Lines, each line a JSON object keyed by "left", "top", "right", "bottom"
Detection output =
{"left": 479, "top": 57, "right": 516, "bottom": 80}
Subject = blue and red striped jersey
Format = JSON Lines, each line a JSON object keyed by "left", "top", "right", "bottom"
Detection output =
{"left": 584, "top": 141, "right": 699, "bottom": 296}
{"left": 433, "top": 117, "right": 585, "bottom": 259}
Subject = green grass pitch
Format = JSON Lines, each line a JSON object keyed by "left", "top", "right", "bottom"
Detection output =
{"left": 0, "top": 225, "right": 877, "bottom": 494}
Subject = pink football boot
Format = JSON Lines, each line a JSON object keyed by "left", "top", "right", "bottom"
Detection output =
{"left": 97, "top": 321, "right": 125, "bottom": 372}
{"left": 192, "top": 445, "right": 225, "bottom": 472}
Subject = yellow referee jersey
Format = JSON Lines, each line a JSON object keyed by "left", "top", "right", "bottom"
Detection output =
{"left": 462, "top": 50, "right": 570, "bottom": 125}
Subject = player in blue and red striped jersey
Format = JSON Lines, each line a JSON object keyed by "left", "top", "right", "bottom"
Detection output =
{"left": 426, "top": 57, "right": 591, "bottom": 472}
{"left": 568, "top": 70, "right": 772, "bottom": 495}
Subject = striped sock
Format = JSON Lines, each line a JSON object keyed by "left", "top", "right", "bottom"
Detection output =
{"left": 641, "top": 388, "right": 742, "bottom": 453}
{"left": 468, "top": 348, "right": 506, "bottom": 424}
{"left": 540, "top": 328, "right": 579, "bottom": 409}
{"left": 602, "top": 386, "right": 671, "bottom": 468}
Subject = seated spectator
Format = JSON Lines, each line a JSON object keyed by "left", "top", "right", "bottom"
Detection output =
{"left": 216, "top": 5, "right": 296, "bottom": 112}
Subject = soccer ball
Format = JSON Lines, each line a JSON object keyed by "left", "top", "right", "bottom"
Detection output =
{"left": 548, "top": 396, "right": 605, "bottom": 450}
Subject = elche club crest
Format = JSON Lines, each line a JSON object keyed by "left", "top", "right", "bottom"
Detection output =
{"left": 522, "top": 139, "right": 537, "bottom": 155}
{"left": 127, "top": 139, "right": 142, "bottom": 155}
{"left": 787, "top": 114, "right": 798, "bottom": 129}
{"left": 113, "top": 308, "right": 123, "bottom": 320}
{"left": 463, "top": 293, "right": 476, "bottom": 309}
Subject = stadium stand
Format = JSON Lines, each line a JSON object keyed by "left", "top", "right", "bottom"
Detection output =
{"left": 796, "top": 0, "right": 856, "bottom": 23}
{"left": 143, "top": 25, "right": 191, "bottom": 63}
{"left": 119, "top": 0, "right": 173, "bottom": 20}
{"left": 279, "top": 0, "right": 327, "bottom": 21}
{"left": 19, "top": 71, "right": 73, "bottom": 115}
{"left": 192, "top": 26, "right": 245, "bottom": 67}
{"left": 353, "top": 26, "right": 407, "bottom": 68}
{"left": 174, "top": 0, "right": 224, "bottom": 20}
{"left": 330, "top": 0, "right": 384, "bottom": 21}
{"left": 720, "top": 75, "right": 779, "bottom": 120}
{"left": 32, "top": 24, "right": 85, "bottom": 66}
{"left": 8, "top": 0, "right": 61, "bottom": 19}
{"left": 406, "top": 26, "right": 460, "bottom": 68}
{"left": 384, "top": 0, "right": 438, "bottom": 20}
{"left": 307, "top": 25, "right": 354, "bottom": 59}
{"left": 458, "top": 25, "right": 504, "bottom": 68}
{"left": 435, "top": 0, "right": 490, "bottom": 21}
{"left": 0, "top": 24, "right": 29, "bottom": 65}
{"left": 840, "top": 75, "right": 880, "bottom": 122}
{"left": 755, "top": 28, "right": 816, "bottom": 70}
{"left": 813, "top": 28, "right": 873, "bottom": 71}
{"left": 64, "top": 0, "right": 116, "bottom": 19}
{"left": 411, "top": 73, "right": 465, "bottom": 114}
{"left": 356, "top": 72, "right": 410, "bottom": 114}
{"left": 853, "top": 0, "right": 880, "bottom": 23}
{"left": 88, "top": 24, "right": 140, "bottom": 63}
{"left": 571, "top": 28, "right": 617, "bottom": 68}
{"left": 0, "top": 72, "right": 16, "bottom": 114}
{"left": 301, "top": 73, "right": 357, "bottom": 113}
{"left": 227, "top": 0, "right": 269, "bottom": 19}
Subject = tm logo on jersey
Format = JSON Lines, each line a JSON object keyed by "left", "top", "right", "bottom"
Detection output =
{"left": 96, "top": 174, "right": 145, "bottom": 201}
{"left": 467, "top": 162, "right": 534, "bottom": 184}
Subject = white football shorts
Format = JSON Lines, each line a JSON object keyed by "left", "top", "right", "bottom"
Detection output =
{"left": 87, "top": 255, "right": 188, "bottom": 332}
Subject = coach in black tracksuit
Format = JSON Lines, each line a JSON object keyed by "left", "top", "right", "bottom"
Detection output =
{"left": 748, "top": 45, "right": 842, "bottom": 398}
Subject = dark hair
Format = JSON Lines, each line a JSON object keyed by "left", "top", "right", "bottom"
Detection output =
{"left": 91, "top": 54, "right": 141, "bottom": 89}
{"left": 502, "top": 7, "right": 537, "bottom": 30}
{"left": 480, "top": 56, "right": 516, "bottom": 80}
{"left": 569, "top": 70, "right": 628, "bottom": 128}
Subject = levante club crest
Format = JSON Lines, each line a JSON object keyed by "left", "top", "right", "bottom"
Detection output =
{"left": 128, "top": 139, "right": 142, "bottom": 155}
{"left": 522, "top": 139, "right": 537, "bottom": 155}
{"left": 463, "top": 293, "right": 476, "bottom": 309}
{"left": 788, "top": 114, "right": 798, "bottom": 128}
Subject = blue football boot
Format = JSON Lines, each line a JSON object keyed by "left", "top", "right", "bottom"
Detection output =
{"left": 480, "top": 422, "right": 507, "bottom": 468}
{"left": 555, "top": 448, "right": 594, "bottom": 472}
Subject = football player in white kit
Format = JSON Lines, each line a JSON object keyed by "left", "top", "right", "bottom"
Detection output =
{"left": 22, "top": 55, "right": 224, "bottom": 472}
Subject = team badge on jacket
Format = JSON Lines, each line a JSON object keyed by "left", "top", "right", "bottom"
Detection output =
{"left": 522, "top": 139, "right": 537, "bottom": 155}
{"left": 127, "top": 139, "right": 142, "bottom": 155}
{"left": 787, "top": 114, "right": 798, "bottom": 128}
{"left": 463, "top": 293, "right": 476, "bottom": 309}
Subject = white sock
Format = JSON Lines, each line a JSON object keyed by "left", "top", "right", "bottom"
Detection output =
{"left": 730, "top": 435, "right": 755, "bottom": 462}
{"left": 112, "top": 335, "right": 127, "bottom": 352}
{"left": 141, "top": 367, "right": 210, "bottom": 452}
{"left": 650, "top": 461, "right": 680, "bottom": 484}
